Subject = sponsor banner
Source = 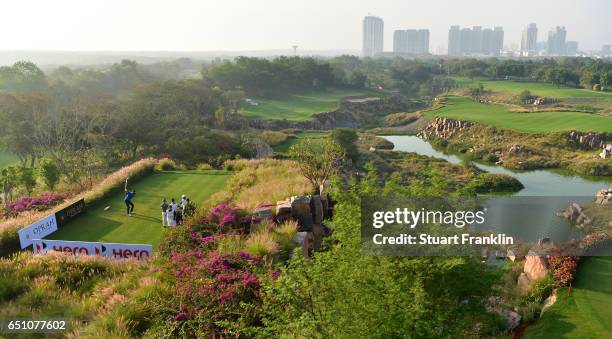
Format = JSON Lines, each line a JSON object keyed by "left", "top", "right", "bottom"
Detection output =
{"left": 55, "top": 199, "right": 86, "bottom": 227}
{"left": 18, "top": 214, "right": 58, "bottom": 249}
{"left": 32, "top": 239, "right": 152, "bottom": 261}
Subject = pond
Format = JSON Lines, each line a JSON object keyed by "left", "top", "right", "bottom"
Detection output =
{"left": 383, "top": 136, "right": 612, "bottom": 242}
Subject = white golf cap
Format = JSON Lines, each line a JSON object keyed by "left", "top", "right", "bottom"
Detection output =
{"left": 182, "top": 194, "right": 186, "bottom": 198}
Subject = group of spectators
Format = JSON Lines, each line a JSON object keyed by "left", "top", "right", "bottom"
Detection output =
{"left": 161, "top": 195, "right": 195, "bottom": 227}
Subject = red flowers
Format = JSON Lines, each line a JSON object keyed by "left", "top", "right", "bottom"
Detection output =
{"left": 548, "top": 256, "right": 578, "bottom": 287}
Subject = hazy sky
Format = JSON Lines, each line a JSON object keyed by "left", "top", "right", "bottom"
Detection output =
{"left": 1, "top": 0, "right": 610, "bottom": 53}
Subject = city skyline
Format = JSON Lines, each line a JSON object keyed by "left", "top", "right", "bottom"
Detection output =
{"left": 0, "top": 0, "right": 610, "bottom": 53}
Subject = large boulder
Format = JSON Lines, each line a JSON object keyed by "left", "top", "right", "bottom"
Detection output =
{"left": 517, "top": 273, "right": 532, "bottom": 293}
{"left": 595, "top": 188, "right": 612, "bottom": 205}
{"left": 524, "top": 252, "right": 548, "bottom": 282}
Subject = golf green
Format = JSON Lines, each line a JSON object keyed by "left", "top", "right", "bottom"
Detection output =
{"left": 524, "top": 254, "right": 612, "bottom": 338}
{"left": 47, "top": 170, "right": 231, "bottom": 247}
{"left": 272, "top": 131, "right": 330, "bottom": 153}
{"left": 427, "top": 96, "right": 612, "bottom": 133}
{"left": 239, "top": 88, "right": 380, "bottom": 121}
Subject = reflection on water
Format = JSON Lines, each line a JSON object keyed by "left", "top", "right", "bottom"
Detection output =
{"left": 383, "top": 135, "right": 612, "bottom": 241}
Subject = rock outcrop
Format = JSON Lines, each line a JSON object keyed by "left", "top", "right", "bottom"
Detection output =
{"left": 567, "top": 131, "right": 611, "bottom": 149}
{"left": 417, "top": 117, "right": 473, "bottom": 140}
{"left": 595, "top": 188, "right": 612, "bottom": 205}
{"left": 600, "top": 144, "right": 612, "bottom": 159}
{"left": 518, "top": 250, "right": 549, "bottom": 292}
{"left": 558, "top": 203, "right": 592, "bottom": 228}
{"left": 523, "top": 252, "right": 548, "bottom": 282}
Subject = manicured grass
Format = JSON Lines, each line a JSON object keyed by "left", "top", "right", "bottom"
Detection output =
{"left": 239, "top": 88, "right": 380, "bottom": 121}
{"left": 524, "top": 253, "right": 612, "bottom": 338}
{"left": 427, "top": 96, "right": 612, "bottom": 133}
{"left": 272, "top": 131, "right": 330, "bottom": 153}
{"left": 0, "top": 150, "right": 19, "bottom": 169}
{"left": 47, "top": 170, "right": 230, "bottom": 247}
{"left": 456, "top": 78, "right": 612, "bottom": 99}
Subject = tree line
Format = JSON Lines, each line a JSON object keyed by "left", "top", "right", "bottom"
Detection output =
{"left": 443, "top": 57, "right": 612, "bottom": 89}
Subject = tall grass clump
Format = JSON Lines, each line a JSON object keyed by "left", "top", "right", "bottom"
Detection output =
{"left": 210, "top": 159, "right": 311, "bottom": 211}
{"left": 245, "top": 231, "right": 279, "bottom": 258}
{"left": 154, "top": 158, "right": 176, "bottom": 171}
{"left": 259, "top": 130, "right": 290, "bottom": 146}
{"left": 0, "top": 252, "right": 147, "bottom": 332}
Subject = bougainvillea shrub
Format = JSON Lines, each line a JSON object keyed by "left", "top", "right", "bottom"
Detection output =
{"left": 547, "top": 256, "right": 578, "bottom": 287}
{"left": 1, "top": 192, "right": 66, "bottom": 218}
{"left": 203, "top": 203, "right": 255, "bottom": 234}
{"left": 169, "top": 247, "right": 264, "bottom": 336}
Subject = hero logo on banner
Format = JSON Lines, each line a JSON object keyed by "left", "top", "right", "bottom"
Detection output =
{"left": 18, "top": 214, "right": 58, "bottom": 249}
{"left": 32, "top": 239, "right": 152, "bottom": 261}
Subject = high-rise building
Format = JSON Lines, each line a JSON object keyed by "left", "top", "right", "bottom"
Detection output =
{"left": 521, "top": 23, "right": 538, "bottom": 56}
{"left": 491, "top": 27, "right": 504, "bottom": 56}
{"left": 447, "top": 26, "right": 503, "bottom": 56}
{"left": 393, "top": 29, "right": 429, "bottom": 55}
{"left": 565, "top": 41, "right": 578, "bottom": 55}
{"left": 603, "top": 45, "right": 612, "bottom": 54}
{"left": 362, "top": 16, "right": 384, "bottom": 57}
{"left": 448, "top": 26, "right": 461, "bottom": 56}
{"left": 547, "top": 26, "right": 567, "bottom": 55}
{"left": 470, "top": 26, "right": 483, "bottom": 54}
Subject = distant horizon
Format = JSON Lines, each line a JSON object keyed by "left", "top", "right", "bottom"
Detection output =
{"left": 1, "top": 0, "right": 610, "bottom": 54}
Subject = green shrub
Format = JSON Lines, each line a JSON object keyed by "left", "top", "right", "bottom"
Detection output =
{"left": 0, "top": 226, "right": 20, "bottom": 257}
{"left": 568, "top": 160, "right": 612, "bottom": 176}
{"left": 469, "top": 173, "right": 524, "bottom": 193}
{"left": 216, "top": 234, "right": 246, "bottom": 255}
{"left": 18, "top": 166, "right": 37, "bottom": 194}
{"left": 518, "top": 90, "right": 532, "bottom": 104}
{"left": 518, "top": 276, "right": 553, "bottom": 322}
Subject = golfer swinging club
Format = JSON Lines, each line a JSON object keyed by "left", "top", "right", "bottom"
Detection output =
{"left": 124, "top": 177, "right": 136, "bottom": 216}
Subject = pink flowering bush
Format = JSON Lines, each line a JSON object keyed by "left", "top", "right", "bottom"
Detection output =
{"left": 203, "top": 203, "right": 256, "bottom": 234}
{"left": 1, "top": 192, "right": 66, "bottom": 218}
{"left": 169, "top": 247, "right": 263, "bottom": 335}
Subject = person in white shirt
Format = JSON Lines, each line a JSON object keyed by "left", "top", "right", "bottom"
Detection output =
{"left": 181, "top": 194, "right": 188, "bottom": 211}
{"left": 168, "top": 198, "right": 178, "bottom": 227}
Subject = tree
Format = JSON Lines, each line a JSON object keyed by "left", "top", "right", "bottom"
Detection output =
{"left": 289, "top": 139, "right": 345, "bottom": 194}
{"left": 331, "top": 128, "right": 359, "bottom": 162}
{"left": 518, "top": 90, "right": 532, "bottom": 104}
{"left": 38, "top": 158, "right": 60, "bottom": 190}
{"left": 1, "top": 166, "right": 18, "bottom": 202}
{"left": 18, "top": 166, "right": 37, "bottom": 194}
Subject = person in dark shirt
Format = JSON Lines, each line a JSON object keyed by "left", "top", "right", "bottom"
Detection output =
{"left": 124, "top": 188, "right": 136, "bottom": 216}
{"left": 161, "top": 198, "right": 169, "bottom": 226}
